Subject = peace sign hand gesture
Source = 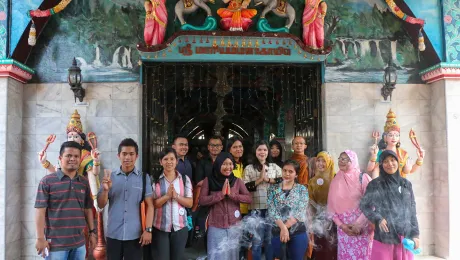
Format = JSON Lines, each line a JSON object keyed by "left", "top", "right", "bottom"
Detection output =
{"left": 102, "top": 169, "right": 112, "bottom": 191}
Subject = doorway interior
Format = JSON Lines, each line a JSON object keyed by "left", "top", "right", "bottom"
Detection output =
{"left": 141, "top": 62, "right": 322, "bottom": 176}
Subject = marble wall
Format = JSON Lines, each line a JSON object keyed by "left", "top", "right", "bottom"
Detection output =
{"left": 0, "top": 78, "right": 24, "bottom": 260}
{"left": 323, "top": 83, "right": 435, "bottom": 255}
{"left": 445, "top": 79, "right": 460, "bottom": 259}
{"left": 20, "top": 82, "right": 142, "bottom": 259}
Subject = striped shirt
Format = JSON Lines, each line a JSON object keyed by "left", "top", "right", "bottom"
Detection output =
{"left": 35, "top": 170, "right": 92, "bottom": 252}
{"left": 152, "top": 172, "right": 193, "bottom": 232}
{"left": 243, "top": 163, "right": 282, "bottom": 210}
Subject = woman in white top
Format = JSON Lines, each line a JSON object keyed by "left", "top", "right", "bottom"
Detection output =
{"left": 243, "top": 140, "right": 282, "bottom": 260}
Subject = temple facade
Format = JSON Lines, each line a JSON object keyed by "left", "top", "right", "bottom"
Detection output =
{"left": 0, "top": 0, "right": 459, "bottom": 259}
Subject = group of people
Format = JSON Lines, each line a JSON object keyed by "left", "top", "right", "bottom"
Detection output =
{"left": 34, "top": 109, "right": 423, "bottom": 260}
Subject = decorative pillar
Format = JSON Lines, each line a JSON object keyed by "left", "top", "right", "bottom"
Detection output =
{"left": 0, "top": 59, "right": 33, "bottom": 260}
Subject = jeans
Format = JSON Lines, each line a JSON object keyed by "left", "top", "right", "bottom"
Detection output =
{"left": 207, "top": 226, "right": 240, "bottom": 260}
{"left": 271, "top": 232, "right": 308, "bottom": 260}
{"left": 250, "top": 210, "right": 273, "bottom": 260}
{"left": 45, "top": 245, "right": 86, "bottom": 260}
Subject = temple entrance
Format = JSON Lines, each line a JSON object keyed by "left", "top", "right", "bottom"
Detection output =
{"left": 141, "top": 62, "right": 322, "bottom": 258}
{"left": 142, "top": 62, "right": 322, "bottom": 174}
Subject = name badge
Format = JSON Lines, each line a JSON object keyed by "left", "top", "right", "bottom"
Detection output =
{"left": 317, "top": 178, "right": 324, "bottom": 186}
{"left": 234, "top": 210, "right": 240, "bottom": 218}
{"left": 179, "top": 208, "right": 185, "bottom": 216}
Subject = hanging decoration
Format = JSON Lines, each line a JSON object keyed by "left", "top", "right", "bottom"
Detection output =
{"left": 27, "top": 0, "right": 73, "bottom": 46}
{"left": 385, "top": 0, "right": 425, "bottom": 51}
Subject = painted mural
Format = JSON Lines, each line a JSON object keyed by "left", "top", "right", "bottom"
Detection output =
{"left": 24, "top": 0, "right": 432, "bottom": 83}
{"left": 0, "top": 0, "right": 8, "bottom": 58}
{"left": 323, "top": 0, "right": 424, "bottom": 83}
{"left": 443, "top": 0, "right": 460, "bottom": 63}
{"left": 11, "top": 0, "right": 42, "bottom": 56}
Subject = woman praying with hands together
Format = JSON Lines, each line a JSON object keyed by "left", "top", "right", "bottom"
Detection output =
{"left": 199, "top": 152, "right": 252, "bottom": 260}
{"left": 151, "top": 148, "right": 193, "bottom": 260}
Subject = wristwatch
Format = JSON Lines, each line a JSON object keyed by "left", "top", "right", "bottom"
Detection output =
{"left": 89, "top": 229, "right": 96, "bottom": 234}
{"left": 145, "top": 227, "right": 153, "bottom": 233}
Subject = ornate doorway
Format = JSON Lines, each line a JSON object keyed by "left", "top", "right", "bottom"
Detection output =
{"left": 142, "top": 62, "right": 322, "bottom": 174}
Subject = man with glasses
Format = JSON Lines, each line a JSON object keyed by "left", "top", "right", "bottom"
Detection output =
{"left": 192, "top": 136, "right": 223, "bottom": 251}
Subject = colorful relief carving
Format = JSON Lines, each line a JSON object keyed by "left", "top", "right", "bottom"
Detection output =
{"left": 175, "top": 0, "right": 217, "bottom": 31}
{"left": 302, "top": 0, "right": 327, "bottom": 50}
{"left": 217, "top": 0, "right": 257, "bottom": 31}
{"left": 255, "top": 0, "right": 295, "bottom": 33}
{"left": 144, "top": 0, "right": 168, "bottom": 46}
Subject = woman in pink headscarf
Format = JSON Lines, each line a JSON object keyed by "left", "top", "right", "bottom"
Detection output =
{"left": 302, "top": 0, "right": 327, "bottom": 49}
{"left": 327, "top": 150, "right": 373, "bottom": 259}
{"left": 144, "top": 0, "right": 167, "bottom": 46}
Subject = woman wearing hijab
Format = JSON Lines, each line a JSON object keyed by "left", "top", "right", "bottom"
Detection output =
{"left": 308, "top": 151, "right": 337, "bottom": 259}
{"left": 327, "top": 150, "right": 373, "bottom": 260}
{"left": 199, "top": 152, "right": 252, "bottom": 260}
{"left": 269, "top": 139, "right": 284, "bottom": 168}
{"left": 360, "top": 150, "right": 420, "bottom": 260}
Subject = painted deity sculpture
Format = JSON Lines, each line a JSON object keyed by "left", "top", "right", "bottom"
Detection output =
{"left": 367, "top": 109, "right": 425, "bottom": 179}
{"left": 38, "top": 110, "right": 102, "bottom": 210}
{"left": 255, "top": 0, "right": 295, "bottom": 33}
{"left": 174, "top": 0, "right": 218, "bottom": 31}
{"left": 217, "top": 0, "right": 257, "bottom": 31}
{"left": 302, "top": 0, "right": 327, "bottom": 49}
{"left": 144, "top": 0, "right": 168, "bottom": 46}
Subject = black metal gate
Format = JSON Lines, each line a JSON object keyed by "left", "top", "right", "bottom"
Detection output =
{"left": 142, "top": 62, "right": 322, "bottom": 174}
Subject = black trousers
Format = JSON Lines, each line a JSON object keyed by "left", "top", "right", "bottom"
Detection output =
{"left": 106, "top": 237, "right": 142, "bottom": 260}
{"left": 151, "top": 227, "right": 188, "bottom": 260}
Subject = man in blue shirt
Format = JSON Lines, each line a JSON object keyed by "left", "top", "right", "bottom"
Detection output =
{"left": 97, "top": 138, "right": 154, "bottom": 260}
{"left": 172, "top": 135, "right": 193, "bottom": 181}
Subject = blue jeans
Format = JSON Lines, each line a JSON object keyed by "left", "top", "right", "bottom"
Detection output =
{"left": 271, "top": 232, "right": 308, "bottom": 260}
{"left": 250, "top": 210, "right": 273, "bottom": 260}
{"left": 45, "top": 245, "right": 86, "bottom": 260}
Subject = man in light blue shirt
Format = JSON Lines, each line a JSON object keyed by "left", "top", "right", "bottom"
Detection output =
{"left": 97, "top": 138, "right": 154, "bottom": 260}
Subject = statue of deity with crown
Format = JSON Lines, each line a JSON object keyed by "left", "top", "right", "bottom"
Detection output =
{"left": 367, "top": 109, "right": 425, "bottom": 179}
{"left": 37, "top": 110, "right": 104, "bottom": 258}
{"left": 38, "top": 110, "right": 102, "bottom": 208}
{"left": 217, "top": 0, "right": 257, "bottom": 31}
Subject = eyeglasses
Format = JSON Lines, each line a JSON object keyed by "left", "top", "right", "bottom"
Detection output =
{"left": 209, "top": 144, "right": 222, "bottom": 148}
{"left": 337, "top": 157, "right": 350, "bottom": 162}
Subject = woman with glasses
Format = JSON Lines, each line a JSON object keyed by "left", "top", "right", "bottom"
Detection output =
{"left": 243, "top": 140, "right": 282, "bottom": 260}
{"left": 367, "top": 109, "right": 425, "bottom": 179}
{"left": 308, "top": 151, "right": 338, "bottom": 259}
{"left": 328, "top": 150, "right": 373, "bottom": 260}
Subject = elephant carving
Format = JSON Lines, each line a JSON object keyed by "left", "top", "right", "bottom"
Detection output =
{"left": 254, "top": 0, "right": 295, "bottom": 32}
{"left": 175, "top": 0, "right": 218, "bottom": 30}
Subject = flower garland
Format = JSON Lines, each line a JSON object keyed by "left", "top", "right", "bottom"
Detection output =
{"left": 27, "top": 0, "right": 73, "bottom": 46}
{"left": 28, "top": 0, "right": 72, "bottom": 18}
{"left": 385, "top": 0, "right": 425, "bottom": 51}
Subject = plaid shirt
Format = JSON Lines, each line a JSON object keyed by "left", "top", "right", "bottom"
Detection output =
{"left": 243, "top": 163, "right": 282, "bottom": 210}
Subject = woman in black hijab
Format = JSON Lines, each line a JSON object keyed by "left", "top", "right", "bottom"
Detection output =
{"left": 269, "top": 140, "right": 284, "bottom": 168}
{"left": 360, "top": 150, "right": 420, "bottom": 260}
{"left": 199, "top": 152, "right": 252, "bottom": 260}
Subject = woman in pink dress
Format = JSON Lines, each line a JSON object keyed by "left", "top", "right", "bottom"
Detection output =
{"left": 144, "top": 0, "right": 168, "bottom": 46}
{"left": 327, "top": 150, "right": 373, "bottom": 260}
{"left": 302, "top": 0, "right": 327, "bottom": 49}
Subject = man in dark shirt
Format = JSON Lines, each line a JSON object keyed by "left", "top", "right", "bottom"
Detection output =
{"left": 97, "top": 138, "right": 154, "bottom": 260}
{"left": 194, "top": 135, "right": 223, "bottom": 186}
{"left": 35, "top": 141, "right": 96, "bottom": 259}
{"left": 172, "top": 135, "right": 193, "bottom": 180}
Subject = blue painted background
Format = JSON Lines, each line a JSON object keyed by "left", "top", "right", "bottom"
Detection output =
{"left": 404, "top": 0, "right": 444, "bottom": 61}
{"left": 11, "top": 0, "right": 42, "bottom": 56}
